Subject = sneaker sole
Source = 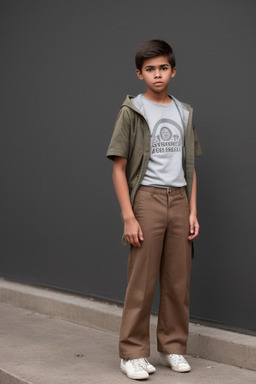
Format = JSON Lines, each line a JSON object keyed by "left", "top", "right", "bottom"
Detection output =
{"left": 160, "top": 358, "right": 191, "bottom": 373}
{"left": 146, "top": 367, "right": 156, "bottom": 374}
{"left": 120, "top": 366, "right": 149, "bottom": 380}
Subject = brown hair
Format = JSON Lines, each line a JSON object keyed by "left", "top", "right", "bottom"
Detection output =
{"left": 135, "top": 40, "right": 176, "bottom": 71}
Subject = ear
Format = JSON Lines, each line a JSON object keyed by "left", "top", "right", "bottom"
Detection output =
{"left": 136, "top": 69, "right": 144, "bottom": 80}
{"left": 171, "top": 67, "right": 177, "bottom": 79}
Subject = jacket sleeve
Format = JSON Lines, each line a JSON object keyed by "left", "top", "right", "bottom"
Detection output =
{"left": 194, "top": 128, "right": 203, "bottom": 156}
{"left": 106, "top": 107, "right": 131, "bottom": 161}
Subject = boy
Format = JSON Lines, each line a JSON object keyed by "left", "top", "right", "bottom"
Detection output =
{"left": 106, "top": 40, "right": 202, "bottom": 380}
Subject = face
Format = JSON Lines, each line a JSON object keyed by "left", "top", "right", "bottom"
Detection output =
{"left": 136, "top": 55, "right": 176, "bottom": 94}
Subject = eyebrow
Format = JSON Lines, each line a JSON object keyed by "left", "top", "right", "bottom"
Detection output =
{"left": 144, "top": 64, "right": 170, "bottom": 69}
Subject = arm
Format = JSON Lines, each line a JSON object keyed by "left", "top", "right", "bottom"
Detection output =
{"left": 112, "top": 156, "right": 144, "bottom": 247}
{"left": 188, "top": 169, "right": 200, "bottom": 241}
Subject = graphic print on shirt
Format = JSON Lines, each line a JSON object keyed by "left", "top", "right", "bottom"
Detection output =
{"left": 151, "top": 118, "right": 184, "bottom": 157}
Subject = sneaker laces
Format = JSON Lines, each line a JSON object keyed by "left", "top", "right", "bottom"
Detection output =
{"left": 129, "top": 359, "right": 146, "bottom": 370}
{"left": 170, "top": 354, "right": 186, "bottom": 363}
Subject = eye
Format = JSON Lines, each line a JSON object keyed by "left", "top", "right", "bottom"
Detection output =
{"left": 161, "top": 67, "right": 168, "bottom": 71}
{"left": 146, "top": 68, "right": 153, "bottom": 72}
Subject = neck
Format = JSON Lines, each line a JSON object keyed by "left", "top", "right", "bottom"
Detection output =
{"left": 143, "top": 89, "right": 171, "bottom": 104}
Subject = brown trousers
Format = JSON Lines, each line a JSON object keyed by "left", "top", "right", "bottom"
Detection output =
{"left": 119, "top": 186, "right": 192, "bottom": 359}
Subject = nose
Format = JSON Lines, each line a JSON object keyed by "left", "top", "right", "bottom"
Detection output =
{"left": 154, "top": 69, "right": 161, "bottom": 78}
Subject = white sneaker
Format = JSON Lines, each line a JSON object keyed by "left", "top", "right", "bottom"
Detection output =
{"left": 120, "top": 359, "right": 149, "bottom": 380}
{"left": 160, "top": 353, "right": 191, "bottom": 372}
{"left": 139, "top": 358, "right": 156, "bottom": 374}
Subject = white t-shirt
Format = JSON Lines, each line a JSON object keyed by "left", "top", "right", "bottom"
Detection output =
{"left": 131, "top": 94, "right": 187, "bottom": 187}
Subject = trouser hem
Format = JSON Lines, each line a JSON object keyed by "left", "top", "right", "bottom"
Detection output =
{"left": 119, "top": 350, "right": 150, "bottom": 359}
{"left": 157, "top": 346, "right": 187, "bottom": 355}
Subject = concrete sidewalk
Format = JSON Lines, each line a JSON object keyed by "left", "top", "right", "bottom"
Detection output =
{"left": 1, "top": 302, "right": 256, "bottom": 384}
{"left": 0, "top": 279, "right": 256, "bottom": 371}
{"left": 0, "top": 278, "right": 256, "bottom": 383}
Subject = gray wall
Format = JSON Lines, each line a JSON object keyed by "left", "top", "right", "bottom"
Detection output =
{"left": 1, "top": 1, "right": 256, "bottom": 334}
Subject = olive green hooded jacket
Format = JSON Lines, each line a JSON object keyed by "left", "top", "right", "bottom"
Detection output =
{"left": 107, "top": 95, "right": 202, "bottom": 247}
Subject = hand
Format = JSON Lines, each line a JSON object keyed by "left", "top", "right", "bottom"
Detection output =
{"left": 124, "top": 216, "right": 144, "bottom": 247}
{"left": 188, "top": 213, "right": 199, "bottom": 241}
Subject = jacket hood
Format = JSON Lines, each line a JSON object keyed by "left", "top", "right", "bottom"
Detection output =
{"left": 122, "top": 94, "right": 191, "bottom": 130}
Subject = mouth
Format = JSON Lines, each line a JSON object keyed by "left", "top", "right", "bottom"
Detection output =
{"left": 153, "top": 82, "right": 163, "bottom": 86}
